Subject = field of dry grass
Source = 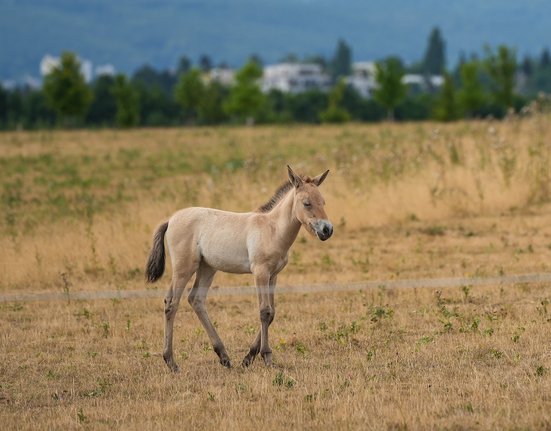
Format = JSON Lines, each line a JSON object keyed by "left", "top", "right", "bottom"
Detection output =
{"left": 1, "top": 117, "right": 551, "bottom": 429}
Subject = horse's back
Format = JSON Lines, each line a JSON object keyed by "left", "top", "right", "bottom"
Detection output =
{"left": 166, "top": 207, "right": 255, "bottom": 274}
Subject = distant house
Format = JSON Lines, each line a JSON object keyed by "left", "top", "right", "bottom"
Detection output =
{"left": 95, "top": 64, "right": 116, "bottom": 77}
{"left": 345, "top": 62, "right": 377, "bottom": 98}
{"left": 205, "top": 67, "right": 235, "bottom": 86}
{"left": 346, "top": 61, "right": 444, "bottom": 98}
{"left": 261, "top": 63, "right": 331, "bottom": 94}
{"left": 402, "top": 74, "right": 444, "bottom": 92}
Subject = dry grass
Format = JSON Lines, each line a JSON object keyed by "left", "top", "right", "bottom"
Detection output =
{"left": 1, "top": 117, "right": 551, "bottom": 429}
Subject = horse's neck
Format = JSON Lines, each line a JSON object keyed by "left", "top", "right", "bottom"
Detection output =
{"left": 269, "top": 190, "right": 301, "bottom": 249}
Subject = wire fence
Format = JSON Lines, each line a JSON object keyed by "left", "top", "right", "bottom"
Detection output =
{"left": 2, "top": 272, "right": 551, "bottom": 303}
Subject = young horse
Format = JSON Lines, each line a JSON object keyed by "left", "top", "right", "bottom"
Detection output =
{"left": 145, "top": 166, "right": 333, "bottom": 371}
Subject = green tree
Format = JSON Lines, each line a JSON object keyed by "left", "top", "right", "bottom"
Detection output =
{"left": 42, "top": 51, "right": 93, "bottom": 125}
{"left": 422, "top": 27, "right": 446, "bottom": 75}
{"left": 224, "top": 60, "right": 265, "bottom": 124}
{"left": 0, "top": 84, "right": 7, "bottom": 128}
{"left": 176, "top": 56, "right": 192, "bottom": 77}
{"left": 331, "top": 39, "right": 352, "bottom": 79}
{"left": 433, "top": 72, "right": 458, "bottom": 121}
{"left": 132, "top": 65, "right": 176, "bottom": 96}
{"left": 199, "top": 54, "right": 212, "bottom": 72}
{"left": 22, "top": 89, "right": 54, "bottom": 129}
{"left": 373, "top": 58, "right": 406, "bottom": 120}
{"left": 319, "top": 79, "right": 350, "bottom": 123}
{"left": 286, "top": 90, "right": 329, "bottom": 123}
{"left": 112, "top": 74, "right": 139, "bottom": 127}
{"left": 197, "top": 81, "right": 229, "bottom": 124}
{"left": 7, "top": 89, "right": 24, "bottom": 127}
{"left": 458, "top": 61, "right": 485, "bottom": 117}
{"left": 174, "top": 68, "right": 205, "bottom": 123}
{"left": 87, "top": 75, "right": 117, "bottom": 126}
{"left": 484, "top": 45, "right": 517, "bottom": 109}
{"left": 540, "top": 48, "right": 551, "bottom": 67}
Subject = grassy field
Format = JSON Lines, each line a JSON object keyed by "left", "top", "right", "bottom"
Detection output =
{"left": 1, "top": 117, "right": 551, "bottom": 429}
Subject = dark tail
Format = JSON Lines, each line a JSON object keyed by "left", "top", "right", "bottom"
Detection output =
{"left": 145, "top": 221, "right": 169, "bottom": 283}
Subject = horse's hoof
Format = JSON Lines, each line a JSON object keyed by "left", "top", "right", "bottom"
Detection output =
{"left": 167, "top": 361, "right": 181, "bottom": 373}
{"left": 242, "top": 355, "right": 254, "bottom": 368}
{"left": 220, "top": 357, "right": 232, "bottom": 368}
{"left": 261, "top": 352, "right": 273, "bottom": 367}
{"left": 163, "top": 354, "right": 181, "bottom": 373}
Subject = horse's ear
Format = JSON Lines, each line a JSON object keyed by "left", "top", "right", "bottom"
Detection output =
{"left": 287, "top": 165, "right": 303, "bottom": 188}
{"left": 312, "top": 169, "right": 330, "bottom": 186}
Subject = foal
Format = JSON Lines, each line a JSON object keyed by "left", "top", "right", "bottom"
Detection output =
{"left": 145, "top": 166, "right": 333, "bottom": 371}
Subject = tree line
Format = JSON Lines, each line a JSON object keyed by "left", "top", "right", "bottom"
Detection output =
{"left": 1, "top": 27, "right": 551, "bottom": 130}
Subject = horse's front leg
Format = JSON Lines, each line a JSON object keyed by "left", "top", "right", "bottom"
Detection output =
{"left": 243, "top": 273, "right": 276, "bottom": 367}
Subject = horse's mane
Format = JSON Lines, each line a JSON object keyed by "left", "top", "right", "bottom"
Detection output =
{"left": 256, "top": 175, "right": 313, "bottom": 213}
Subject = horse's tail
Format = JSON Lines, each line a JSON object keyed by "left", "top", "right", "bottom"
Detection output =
{"left": 145, "top": 221, "right": 169, "bottom": 283}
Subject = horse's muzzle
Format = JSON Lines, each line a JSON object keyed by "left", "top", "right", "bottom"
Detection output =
{"left": 314, "top": 220, "right": 333, "bottom": 241}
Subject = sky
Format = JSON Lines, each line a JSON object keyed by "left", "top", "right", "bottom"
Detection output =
{"left": 1, "top": 0, "right": 550, "bottom": 81}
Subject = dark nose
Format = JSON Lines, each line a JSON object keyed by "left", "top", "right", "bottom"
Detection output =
{"left": 320, "top": 224, "right": 333, "bottom": 241}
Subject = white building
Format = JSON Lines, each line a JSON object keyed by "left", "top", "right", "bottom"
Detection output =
{"left": 403, "top": 74, "right": 444, "bottom": 91}
{"left": 261, "top": 63, "right": 331, "bottom": 94}
{"left": 345, "top": 61, "right": 377, "bottom": 98}
{"left": 346, "top": 61, "right": 444, "bottom": 98}
{"left": 95, "top": 64, "right": 116, "bottom": 77}
{"left": 206, "top": 67, "right": 235, "bottom": 86}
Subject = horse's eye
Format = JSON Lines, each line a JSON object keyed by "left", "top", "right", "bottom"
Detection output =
{"left": 303, "top": 201, "right": 312, "bottom": 208}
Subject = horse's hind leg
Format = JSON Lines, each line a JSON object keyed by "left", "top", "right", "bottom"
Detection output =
{"left": 163, "top": 272, "right": 193, "bottom": 372}
{"left": 188, "top": 262, "right": 231, "bottom": 368}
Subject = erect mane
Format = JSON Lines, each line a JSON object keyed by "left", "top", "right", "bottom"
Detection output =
{"left": 256, "top": 175, "right": 313, "bottom": 213}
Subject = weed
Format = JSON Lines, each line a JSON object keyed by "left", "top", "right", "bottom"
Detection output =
{"left": 417, "top": 335, "right": 434, "bottom": 345}
{"left": 46, "top": 370, "right": 58, "bottom": 379}
{"left": 235, "top": 383, "right": 247, "bottom": 394}
{"left": 470, "top": 317, "right": 480, "bottom": 333}
{"left": 321, "top": 253, "right": 335, "bottom": 268}
{"left": 420, "top": 226, "right": 446, "bottom": 236}
{"left": 77, "top": 408, "right": 88, "bottom": 424}
{"left": 537, "top": 299, "right": 549, "bottom": 316}
{"left": 461, "top": 285, "right": 471, "bottom": 302}
{"left": 535, "top": 365, "right": 546, "bottom": 376}
{"left": 60, "top": 272, "right": 71, "bottom": 304}
{"left": 273, "top": 371, "right": 295, "bottom": 389}
{"left": 370, "top": 306, "right": 394, "bottom": 323}
{"left": 442, "top": 321, "right": 453, "bottom": 332}
{"left": 490, "top": 349, "right": 503, "bottom": 359}
{"left": 8, "top": 303, "right": 23, "bottom": 312}
{"left": 74, "top": 307, "right": 92, "bottom": 320}
{"left": 295, "top": 341, "right": 307, "bottom": 354}
{"left": 101, "top": 322, "right": 110, "bottom": 338}
{"left": 84, "top": 378, "right": 110, "bottom": 398}
{"left": 329, "top": 321, "right": 361, "bottom": 344}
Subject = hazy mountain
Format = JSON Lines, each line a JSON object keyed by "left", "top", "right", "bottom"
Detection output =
{"left": 1, "top": 0, "right": 550, "bottom": 80}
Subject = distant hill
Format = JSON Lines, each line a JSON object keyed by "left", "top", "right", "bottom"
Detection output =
{"left": 2, "top": 0, "right": 550, "bottom": 81}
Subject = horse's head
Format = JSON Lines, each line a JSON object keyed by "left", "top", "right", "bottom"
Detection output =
{"left": 287, "top": 165, "right": 333, "bottom": 241}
